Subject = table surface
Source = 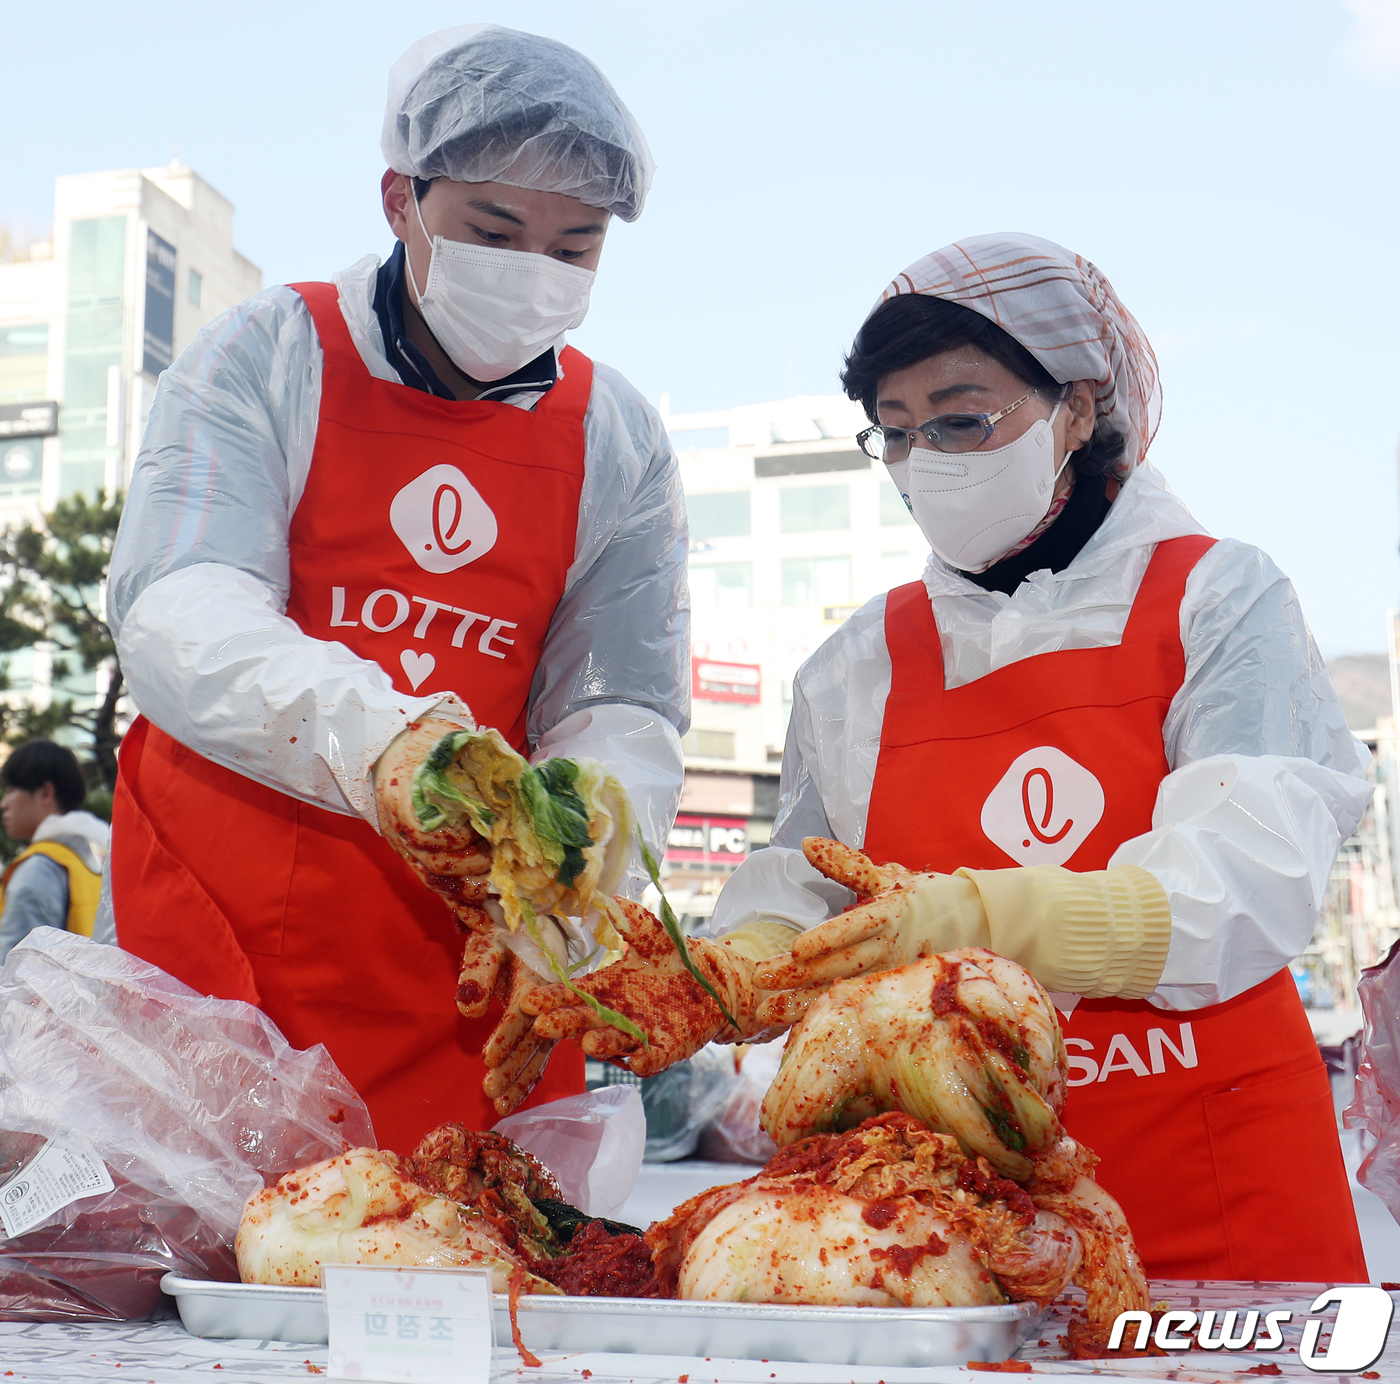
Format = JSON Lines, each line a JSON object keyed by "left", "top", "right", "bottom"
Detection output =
{"left": 0, "top": 1282, "right": 1393, "bottom": 1384}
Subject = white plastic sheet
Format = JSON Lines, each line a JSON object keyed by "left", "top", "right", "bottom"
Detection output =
{"left": 1345, "top": 938, "right": 1400, "bottom": 1222}
{"left": 0, "top": 930, "right": 371, "bottom": 1319}
{"left": 494, "top": 1085, "right": 644, "bottom": 1220}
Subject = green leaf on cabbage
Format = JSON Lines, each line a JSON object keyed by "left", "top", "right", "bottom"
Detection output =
{"left": 636, "top": 829, "right": 741, "bottom": 1033}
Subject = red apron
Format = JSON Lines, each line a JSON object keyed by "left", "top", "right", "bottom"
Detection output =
{"left": 865, "top": 536, "right": 1365, "bottom": 1281}
{"left": 112, "top": 281, "right": 588, "bottom": 1152}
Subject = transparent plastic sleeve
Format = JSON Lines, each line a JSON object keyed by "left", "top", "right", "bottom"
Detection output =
{"left": 1345, "top": 938, "right": 1400, "bottom": 1223}
{"left": 636, "top": 1045, "right": 740, "bottom": 1164}
{"left": 698, "top": 1038, "right": 785, "bottom": 1165}
{"left": 0, "top": 930, "right": 372, "bottom": 1321}
{"left": 493, "top": 1085, "right": 644, "bottom": 1220}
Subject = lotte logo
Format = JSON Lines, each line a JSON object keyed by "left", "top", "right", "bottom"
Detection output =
{"left": 390, "top": 464, "right": 498, "bottom": 574}
{"left": 980, "top": 746, "right": 1105, "bottom": 867}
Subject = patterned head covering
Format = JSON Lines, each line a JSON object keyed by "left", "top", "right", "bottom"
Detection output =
{"left": 876, "top": 233, "right": 1161, "bottom": 473}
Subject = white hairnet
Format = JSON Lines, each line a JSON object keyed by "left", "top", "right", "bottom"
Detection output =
{"left": 382, "top": 24, "right": 654, "bottom": 222}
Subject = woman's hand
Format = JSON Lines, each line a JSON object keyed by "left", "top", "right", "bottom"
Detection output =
{"left": 753, "top": 838, "right": 988, "bottom": 1026}
{"left": 754, "top": 837, "right": 1174, "bottom": 1019}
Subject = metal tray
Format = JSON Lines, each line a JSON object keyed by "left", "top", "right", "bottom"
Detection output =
{"left": 161, "top": 1274, "right": 1042, "bottom": 1367}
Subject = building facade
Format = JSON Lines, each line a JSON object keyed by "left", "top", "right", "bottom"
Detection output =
{"left": 661, "top": 393, "right": 929, "bottom": 920}
{"left": 0, "top": 163, "right": 260, "bottom": 704}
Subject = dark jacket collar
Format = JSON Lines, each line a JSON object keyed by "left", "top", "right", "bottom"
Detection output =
{"left": 964, "top": 472, "right": 1114, "bottom": 596}
{"left": 371, "top": 242, "right": 559, "bottom": 402}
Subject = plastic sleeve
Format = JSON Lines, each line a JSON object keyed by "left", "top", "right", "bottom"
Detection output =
{"left": 526, "top": 360, "right": 690, "bottom": 744}
{"left": 107, "top": 286, "right": 321, "bottom": 633}
{"left": 116, "top": 563, "right": 460, "bottom": 819}
{"left": 709, "top": 845, "right": 855, "bottom": 937}
{"left": 1108, "top": 539, "right": 1375, "bottom": 1009}
{"left": 1112, "top": 753, "right": 1371, "bottom": 1009}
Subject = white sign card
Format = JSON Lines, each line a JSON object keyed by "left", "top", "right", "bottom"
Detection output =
{"left": 324, "top": 1265, "right": 495, "bottom": 1384}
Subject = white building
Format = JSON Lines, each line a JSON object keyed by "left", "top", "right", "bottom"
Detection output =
{"left": 0, "top": 163, "right": 260, "bottom": 702}
{"left": 662, "top": 393, "right": 929, "bottom": 913}
{"left": 0, "top": 163, "right": 260, "bottom": 516}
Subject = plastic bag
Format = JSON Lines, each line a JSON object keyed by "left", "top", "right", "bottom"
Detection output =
{"left": 494, "top": 1085, "right": 644, "bottom": 1220}
{"left": 635, "top": 1044, "right": 739, "bottom": 1163}
{"left": 699, "top": 1037, "right": 784, "bottom": 1165}
{"left": 0, "top": 930, "right": 372, "bottom": 1320}
{"left": 1344, "top": 937, "right": 1400, "bottom": 1222}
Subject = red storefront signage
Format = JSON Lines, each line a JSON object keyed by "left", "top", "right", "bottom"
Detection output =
{"left": 692, "top": 658, "right": 761, "bottom": 704}
{"left": 667, "top": 813, "right": 749, "bottom": 863}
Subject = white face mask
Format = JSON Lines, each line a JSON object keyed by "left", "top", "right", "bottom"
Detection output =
{"left": 404, "top": 188, "right": 596, "bottom": 383}
{"left": 887, "top": 402, "right": 1066, "bottom": 573}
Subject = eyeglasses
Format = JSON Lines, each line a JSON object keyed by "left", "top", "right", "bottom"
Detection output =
{"left": 856, "top": 390, "right": 1042, "bottom": 463}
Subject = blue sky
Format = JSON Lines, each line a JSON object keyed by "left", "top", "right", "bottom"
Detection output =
{"left": 6, "top": 0, "right": 1399, "bottom": 654}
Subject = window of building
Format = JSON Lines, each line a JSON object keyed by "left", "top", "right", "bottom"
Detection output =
{"left": 688, "top": 491, "right": 750, "bottom": 541}
{"left": 0, "top": 323, "right": 49, "bottom": 405}
{"left": 670, "top": 426, "right": 727, "bottom": 449}
{"left": 0, "top": 648, "right": 35, "bottom": 693}
{"left": 188, "top": 269, "right": 202, "bottom": 306}
{"left": 780, "top": 484, "right": 849, "bottom": 533}
{"left": 690, "top": 561, "right": 752, "bottom": 610}
{"left": 62, "top": 215, "right": 127, "bottom": 498}
{"left": 781, "top": 556, "right": 851, "bottom": 606}
{"left": 880, "top": 481, "right": 915, "bottom": 525}
{"left": 682, "top": 728, "right": 737, "bottom": 759}
{"left": 880, "top": 550, "right": 922, "bottom": 587}
{"left": 755, "top": 450, "right": 867, "bottom": 478}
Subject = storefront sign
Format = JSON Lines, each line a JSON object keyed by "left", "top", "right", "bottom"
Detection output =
{"left": 692, "top": 657, "right": 761, "bottom": 703}
{"left": 0, "top": 401, "right": 58, "bottom": 438}
{"left": 324, "top": 1265, "right": 493, "bottom": 1383}
{"left": 667, "top": 812, "right": 748, "bottom": 863}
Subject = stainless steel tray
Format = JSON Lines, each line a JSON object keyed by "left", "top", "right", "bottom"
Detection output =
{"left": 161, "top": 1274, "right": 1042, "bottom": 1367}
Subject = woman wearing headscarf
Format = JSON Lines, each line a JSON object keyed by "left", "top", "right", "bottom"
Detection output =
{"left": 518, "top": 235, "right": 1369, "bottom": 1280}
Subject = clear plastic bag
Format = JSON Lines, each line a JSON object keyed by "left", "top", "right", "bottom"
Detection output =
{"left": 636, "top": 1044, "right": 740, "bottom": 1163}
{"left": 0, "top": 929, "right": 372, "bottom": 1320}
{"left": 1343, "top": 937, "right": 1400, "bottom": 1222}
{"left": 699, "top": 1037, "right": 785, "bottom": 1165}
{"left": 494, "top": 1085, "right": 645, "bottom": 1220}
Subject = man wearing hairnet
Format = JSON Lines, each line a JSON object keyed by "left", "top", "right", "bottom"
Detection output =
{"left": 105, "top": 26, "right": 686, "bottom": 1150}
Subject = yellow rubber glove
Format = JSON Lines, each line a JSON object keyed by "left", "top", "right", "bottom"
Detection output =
{"left": 753, "top": 837, "right": 1170, "bottom": 1025}
{"left": 519, "top": 902, "right": 796, "bottom": 1080}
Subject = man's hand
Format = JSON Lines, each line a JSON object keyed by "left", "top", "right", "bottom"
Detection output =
{"left": 518, "top": 898, "right": 775, "bottom": 1077}
{"left": 375, "top": 715, "right": 491, "bottom": 927}
{"left": 455, "top": 926, "right": 558, "bottom": 1117}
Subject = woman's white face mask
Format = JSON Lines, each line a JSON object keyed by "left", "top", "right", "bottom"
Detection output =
{"left": 886, "top": 402, "right": 1067, "bottom": 573}
{"left": 405, "top": 188, "right": 595, "bottom": 383}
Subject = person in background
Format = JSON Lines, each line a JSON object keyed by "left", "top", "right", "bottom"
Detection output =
{"left": 0, "top": 740, "right": 109, "bottom": 958}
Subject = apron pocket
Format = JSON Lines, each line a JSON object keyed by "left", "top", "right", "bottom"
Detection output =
{"left": 1204, "top": 1061, "right": 1365, "bottom": 1282}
